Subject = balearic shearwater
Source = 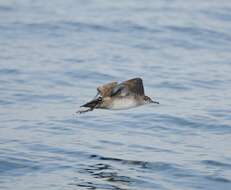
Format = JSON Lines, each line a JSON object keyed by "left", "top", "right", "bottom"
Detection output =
{"left": 77, "top": 78, "right": 159, "bottom": 114}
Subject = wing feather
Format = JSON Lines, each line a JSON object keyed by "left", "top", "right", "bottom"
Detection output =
{"left": 110, "top": 78, "right": 144, "bottom": 97}
{"left": 97, "top": 82, "right": 118, "bottom": 97}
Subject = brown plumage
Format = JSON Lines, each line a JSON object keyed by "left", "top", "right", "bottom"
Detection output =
{"left": 77, "top": 78, "right": 159, "bottom": 114}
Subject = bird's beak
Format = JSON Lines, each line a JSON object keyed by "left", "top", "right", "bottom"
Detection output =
{"left": 151, "top": 100, "right": 159, "bottom": 104}
{"left": 81, "top": 98, "right": 100, "bottom": 108}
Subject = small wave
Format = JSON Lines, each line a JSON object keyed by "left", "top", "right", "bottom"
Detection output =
{"left": 89, "top": 154, "right": 180, "bottom": 172}
{"left": 73, "top": 181, "right": 127, "bottom": 190}
{"left": 76, "top": 160, "right": 163, "bottom": 190}
{"left": 64, "top": 70, "right": 115, "bottom": 83}
{"left": 0, "top": 5, "right": 14, "bottom": 12}
{"left": 166, "top": 25, "right": 231, "bottom": 42}
{"left": 0, "top": 158, "right": 40, "bottom": 176}
{"left": 205, "top": 175, "right": 231, "bottom": 183}
{"left": 13, "top": 93, "right": 69, "bottom": 104}
{"left": 156, "top": 81, "right": 190, "bottom": 90}
{"left": 157, "top": 114, "right": 231, "bottom": 134}
{"left": 0, "top": 21, "right": 118, "bottom": 36}
{"left": 201, "top": 160, "right": 231, "bottom": 168}
{"left": 0, "top": 68, "right": 20, "bottom": 75}
{"left": 0, "top": 99, "right": 13, "bottom": 105}
{"left": 201, "top": 9, "right": 231, "bottom": 22}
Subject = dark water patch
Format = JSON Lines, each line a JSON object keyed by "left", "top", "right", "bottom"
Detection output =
{"left": 165, "top": 25, "right": 231, "bottom": 49}
{"left": 156, "top": 81, "right": 190, "bottom": 90}
{"left": 92, "top": 171, "right": 139, "bottom": 184}
{"left": 0, "top": 5, "right": 14, "bottom": 12}
{"left": 128, "top": 144, "right": 179, "bottom": 154}
{"left": 166, "top": 25, "right": 231, "bottom": 42}
{"left": 0, "top": 55, "right": 14, "bottom": 60}
{"left": 104, "top": 174, "right": 131, "bottom": 183}
{"left": 190, "top": 79, "right": 225, "bottom": 90}
{"left": 54, "top": 118, "right": 81, "bottom": 125}
{"left": 0, "top": 155, "right": 71, "bottom": 175}
{"left": 73, "top": 180, "right": 163, "bottom": 190}
{"left": 157, "top": 114, "right": 231, "bottom": 134}
{"left": 84, "top": 163, "right": 113, "bottom": 172}
{"left": 0, "top": 80, "right": 9, "bottom": 87}
{"left": 205, "top": 175, "right": 231, "bottom": 183}
{"left": 62, "top": 21, "right": 118, "bottom": 33}
{"left": 77, "top": 162, "right": 164, "bottom": 190}
{"left": 0, "top": 21, "right": 118, "bottom": 38}
{"left": 0, "top": 99, "right": 13, "bottom": 105}
{"left": 13, "top": 93, "right": 69, "bottom": 104}
{"left": 196, "top": 122, "right": 231, "bottom": 134}
{"left": 202, "top": 160, "right": 231, "bottom": 169}
{"left": 89, "top": 154, "right": 180, "bottom": 172}
{"left": 110, "top": 55, "right": 132, "bottom": 64}
{"left": 113, "top": 21, "right": 162, "bottom": 34}
{"left": 36, "top": 124, "right": 76, "bottom": 135}
{"left": 186, "top": 144, "right": 204, "bottom": 149}
{"left": 149, "top": 114, "right": 200, "bottom": 136}
{"left": 0, "top": 157, "right": 40, "bottom": 176}
{"left": 162, "top": 37, "right": 200, "bottom": 49}
{"left": 0, "top": 68, "right": 21, "bottom": 75}
{"left": 99, "top": 140, "right": 124, "bottom": 146}
{"left": 65, "top": 70, "right": 114, "bottom": 83}
{"left": 62, "top": 58, "right": 86, "bottom": 64}
{"left": 25, "top": 143, "right": 89, "bottom": 159}
{"left": 207, "top": 108, "right": 231, "bottom": 120}
{"left": 132, "top": 43, "right": 158, "bottom": 50}
{"left": 73, "top": 181, "right": 129, "bottom": 190}
{"left": 61, "top": 117, "right": 103, "bottom": 128}
{"left": 0, "top": 19, "right": 163, "bottom": 42}
{"left": 201, "top": 9, "right": 231, "bottom": 22}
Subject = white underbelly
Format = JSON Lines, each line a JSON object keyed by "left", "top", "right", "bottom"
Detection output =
{"left": 109, "top": 98, "right": 139, "bottom": 110}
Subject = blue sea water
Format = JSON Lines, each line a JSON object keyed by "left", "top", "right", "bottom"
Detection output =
{"left": 1, "top": 0, "right": 231, "bottom": 189}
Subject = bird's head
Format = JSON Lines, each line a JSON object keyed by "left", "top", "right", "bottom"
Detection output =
{"left": 80, "top": 96, "right": 103, "bottom": 109}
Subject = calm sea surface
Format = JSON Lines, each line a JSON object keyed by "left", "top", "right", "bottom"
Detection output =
{"left": 1, "top": 0, "right": 231, "bottom": 189}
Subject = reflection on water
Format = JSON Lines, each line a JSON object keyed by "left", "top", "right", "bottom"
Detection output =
{"left": 1, "top": 0, "right": 231, "bottom": 190}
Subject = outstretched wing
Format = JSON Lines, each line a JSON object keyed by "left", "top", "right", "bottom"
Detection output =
{"left": 111, "top": 78, "right": 144, "bottom": 97}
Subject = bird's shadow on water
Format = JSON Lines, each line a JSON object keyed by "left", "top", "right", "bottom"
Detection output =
{"left": 70, "top": 159, "right": 137, "bottom": 190}
{"left": 68, "top": 153, "right": 179, "bottom": 190}
{"left": 69, "top": 153, "right": 231, "bottom": 190}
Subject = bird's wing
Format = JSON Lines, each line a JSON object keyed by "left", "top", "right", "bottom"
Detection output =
{"left": 111, "top": 78, "right": 144, "bottom": 97}
{"left": 97, "top": 81, "right": 118, "bottom": 97}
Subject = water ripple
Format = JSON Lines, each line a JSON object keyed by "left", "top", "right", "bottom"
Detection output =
{"left": 202, "top": 160, "right": 231, "bottom": 169}
{"left": 1, "top": 1, "right": 231, "bottom": 190}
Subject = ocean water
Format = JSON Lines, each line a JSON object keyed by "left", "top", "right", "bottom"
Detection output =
{"left": 1, "top": 0, "right": 231, "bottom": 189}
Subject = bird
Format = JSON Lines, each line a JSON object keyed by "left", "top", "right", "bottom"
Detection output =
{"left": 77, "top": 78, "right": 159, "bottom": 114}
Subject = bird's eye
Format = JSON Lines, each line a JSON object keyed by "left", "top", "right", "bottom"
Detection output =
{"left": 98, "top": 97, "right": 102, "bottom": 101}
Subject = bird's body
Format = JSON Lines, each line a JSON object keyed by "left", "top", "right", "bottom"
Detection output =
{"left": 77, "top": 78, "right": 159, "bottom": 114}
{"left": 101, "top": 96, "right": 140, "bottom": 110}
